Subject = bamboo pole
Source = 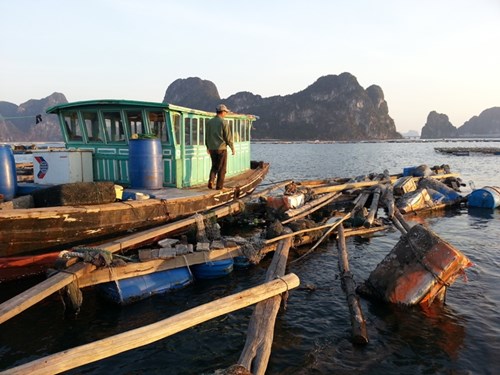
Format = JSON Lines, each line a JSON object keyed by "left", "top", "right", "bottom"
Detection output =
{"left": 336, "top": 225, "right": 368, "bottom": 344}
{"left": 281, "top": 192, "right": 340, "bottom": 224}
{"left": 237, "top": 237, "right": 292, "bottom": 375}
{"left": 0, "top": 273, "right": 300, "bottom": 375}
{"left": 290, "top": 213, "right": 352, "bottom": 264}
{"left": 264, "top": 220, "right": 343, "bottom": 245}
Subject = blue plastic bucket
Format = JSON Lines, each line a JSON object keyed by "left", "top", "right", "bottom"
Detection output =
{"left": 128, "top": 138, "right": 164, "bottom": 189}
{"left": 468, "top": 186, "right": 500, "bottom": 209}
{"left": 0, "top": 145, "right": 18, "bottom": 201}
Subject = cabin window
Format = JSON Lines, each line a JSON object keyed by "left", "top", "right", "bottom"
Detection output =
{"left": 227, "top": 119, "right": 236, "bottom": 142}
{"left": 199, "top": 118, "right": 205, "bottom": 147}
{"left": 191, "top": 118, "right": 198, "bottom": 145}
{"left": 126, "top": 110, "right": 144, "bottom": 136}
{"left": 184, "top": 117, "right": 192, "bottom": 145}
{"left": 82, "top": 111, "right": 103, "bottom": 142}
{"left": 148, "top": 111, "right": 169, "bottom": 143}
{"left": 233, "top": 119, "right": 240, "bottom": 142}
{"left": 172, "top": 113, "right": 181, "bottom": 145}
{"left": 246, "top": 120, "right": 252, "bottom": 140}
{"left": 103, "top": 111, "right": 125, "bottom": 143}
{"left": 239, "top": 120, "right": 244, "bottom": 142}
{"left": 63, "top": 111, "right": 83, "bottom": 141}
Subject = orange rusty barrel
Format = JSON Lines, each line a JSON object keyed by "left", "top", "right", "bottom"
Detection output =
{"left": 358, "top": 224, "right": 472, "bottom": 306}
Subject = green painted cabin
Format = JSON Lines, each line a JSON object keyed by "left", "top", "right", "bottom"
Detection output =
{"left": 46, "top": 100, "right": 256, "bottom": 188}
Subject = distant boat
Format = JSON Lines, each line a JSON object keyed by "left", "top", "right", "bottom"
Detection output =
{"left": 0, "top": 100, "right": 269, "bottom": 259}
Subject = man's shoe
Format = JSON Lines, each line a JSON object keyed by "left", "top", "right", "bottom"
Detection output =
{"left": 208, "top": 181, "right": 215, "bottom": 189}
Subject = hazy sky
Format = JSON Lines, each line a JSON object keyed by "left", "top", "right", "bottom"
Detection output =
{"left": 1, "top": 0, "right": 499, "bottom": 133}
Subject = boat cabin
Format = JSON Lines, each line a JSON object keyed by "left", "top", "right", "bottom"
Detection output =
{"left": 46, "top": 100, "right": 256, "bottom": 188}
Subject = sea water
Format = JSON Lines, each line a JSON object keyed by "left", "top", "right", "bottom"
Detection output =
{"left": 1, "top": 140, "right": 499, "bottom": 374}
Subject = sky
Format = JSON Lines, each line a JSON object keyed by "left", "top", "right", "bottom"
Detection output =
{"left": 1, "top": 0, "right": 499, "bottom": 134}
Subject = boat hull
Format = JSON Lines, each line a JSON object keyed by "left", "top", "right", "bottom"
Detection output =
{"left": 0, "top": 162, "right": 269, "bottom": 257}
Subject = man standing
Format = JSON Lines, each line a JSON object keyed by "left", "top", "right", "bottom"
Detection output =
{"left": 205, "top": 104, "right": 235, "bottom": 190}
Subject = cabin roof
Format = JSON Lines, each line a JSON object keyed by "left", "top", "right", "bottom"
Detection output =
{"left": 46, "top": 99, "right": 256, "bottom": 119}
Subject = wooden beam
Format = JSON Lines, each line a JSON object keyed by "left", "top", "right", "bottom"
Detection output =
{"left": 281, "top": 192, "right": 340, "bottom": 224}
{"left": 336, "top": 225, "right": 368, "bottom": 344}
{"left": 2, "top": 273, "right": 300, "bottom": 375}
{"left": 238, "top": 237, "right": 292, "bottom": 375}
{"left": 0, "top": 262, "right": 95, "bottom": 325}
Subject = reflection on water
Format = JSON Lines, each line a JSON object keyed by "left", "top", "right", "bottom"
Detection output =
{"left": 1, "top": 141, "right": 499, "bottom": 374}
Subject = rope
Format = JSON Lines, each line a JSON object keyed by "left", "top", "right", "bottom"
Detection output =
{"left": 181, "top": 255, "right": 194, "bottom": 279}
{"left": 406, "top": 234, "right": 451, "bottom": 288}
{"left": 276, "top": 276, "right": 290, "bottom": 310}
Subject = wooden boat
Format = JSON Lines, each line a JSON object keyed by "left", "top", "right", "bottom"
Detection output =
{"left": 0, "top": 99, "right": 269, "bottom": 259}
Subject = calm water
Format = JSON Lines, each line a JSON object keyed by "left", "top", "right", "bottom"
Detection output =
{"left": 1, "top": 141, "right": 499, "bottom": 374}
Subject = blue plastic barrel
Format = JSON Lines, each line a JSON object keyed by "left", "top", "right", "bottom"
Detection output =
{"left": 402, "top": 167, "right": 416, "bottom": 177}
{"left": 0, "top": 145, "right": 18, "bottom": 201}
{"left": 468, "top": 186, "right": 500, "bottom": 209}
{"left": 192, "top": 259, "right": 234, "bottom": 279}
{"left": 128, "top": 138, "right": 164, "bottom": 189}
{"left": 98, "top": 267, "right": 193, "bottom": 305}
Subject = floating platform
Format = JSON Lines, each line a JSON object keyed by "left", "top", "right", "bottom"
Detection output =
{"left": 434, "top": 147, "right": 500, "bottom": 155}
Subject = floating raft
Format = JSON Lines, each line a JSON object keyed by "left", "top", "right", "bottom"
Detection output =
{"left": 435, "top": 147, "right": 500, "bottom": 155}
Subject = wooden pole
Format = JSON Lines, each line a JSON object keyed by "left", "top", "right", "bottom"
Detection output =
{"left": 363, "top": 185, "right": 382, "bottom": 228}
{"left": 336, "top": 225, "right": 369, "bottom": 344}
{"left": 281, "top": 192, "right": 340, "bottom": 224}
{"left": 0, "top": 262, "right": 94, "bottom": 325}
{"left": 1, "top": 273, "right": 300, "bottom": 375}
{"left": 237, "top": 237, "right": 292, "bottom": 375}
{"left": 264, "top": 219, "right": 345, "bottom": 245}
{"left": 249, "top": 180, "right": 293, "bottom": 200}
{"left": 290, "top": 212, "right": 352, "bottom": 264}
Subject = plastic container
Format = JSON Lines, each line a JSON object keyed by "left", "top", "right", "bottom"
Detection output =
{"left": 467, "top": 186, "right": 500, "bottom": 209}
{"left": 192, "top": 259, "right": 234, "bottom": 279}
{"left": 402, "top": 167, "right": 416, "bottom": 177}
{"left": 98, "top": 267, "right": 193, "bottom": 305}
{"left": 0, "top": 145, "right": 18, "bottom": 201}
{"left": 128, "top": 138, "right": 164, "bottom": 189}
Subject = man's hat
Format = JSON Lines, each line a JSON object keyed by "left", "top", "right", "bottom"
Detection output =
{"left": 216, "top": 104, "right": 230, "bottom": 113}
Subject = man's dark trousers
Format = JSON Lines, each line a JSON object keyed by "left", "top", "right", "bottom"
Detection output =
{"left": 208, "top": 149, "right": 227, "bottom": 189}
